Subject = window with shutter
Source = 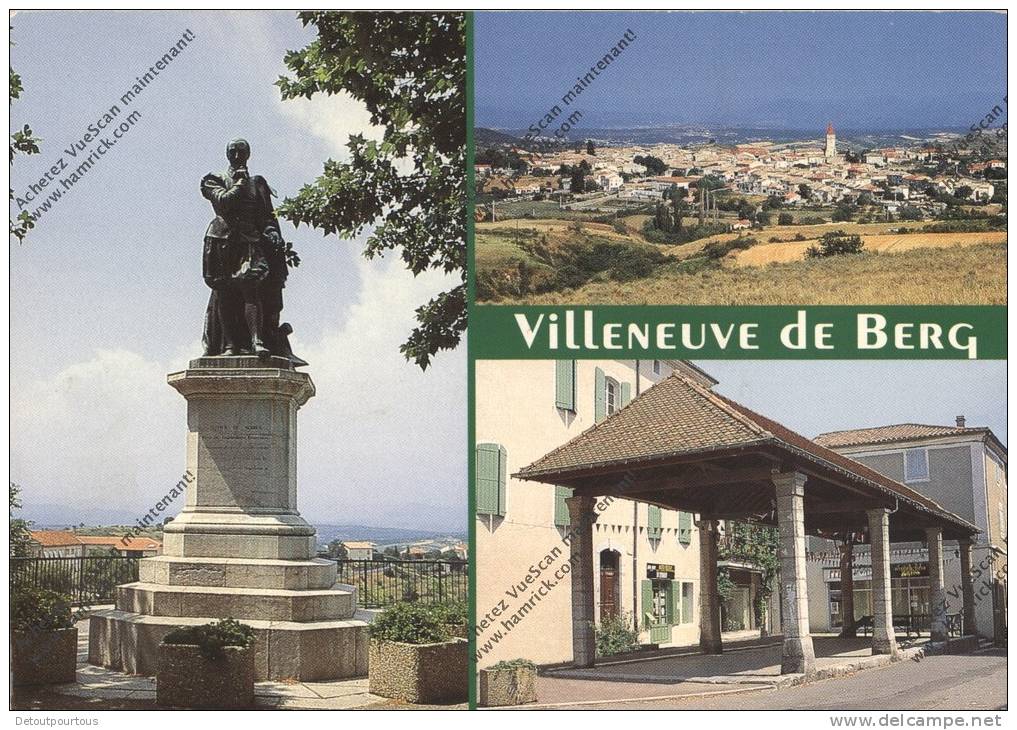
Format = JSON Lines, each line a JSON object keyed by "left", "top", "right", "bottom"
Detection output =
{"left": 476, "top": 442, "right": 506, "bottom": 517}
{"left": 647, "top": 505, "right": 662, "bottom": 539}
{"left": 620, "top": 381, "right": 631, "bottom": 409}
{"left": 678, "top": 511, "right": 692, "bottom": 546}
{"left": 555, "top": 360, "right": 576, "bottom": 411}
{"left": 554, "top": 485, "right": 573, "bottom": 527}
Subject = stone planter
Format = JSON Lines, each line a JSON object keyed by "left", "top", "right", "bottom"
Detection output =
{"left": 368, "top": 638, "right": 467, "bottom": 704}
{"left": 156, "top": 643, "right": 255, "bottom": 709}
{"left": 11, "top": 627, "right": 78, "bottom": 686}
{"left": 478, "top": 665, "right": 538, "bottom": 707}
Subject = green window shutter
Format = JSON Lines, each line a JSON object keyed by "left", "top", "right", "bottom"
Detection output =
{"left": 641, "top": 579, "right": 653, "bottom": 628}
{"left": 666, "top": 580, "right": 680, "bottom": 624}
{"left": 555, "top": 360, "right": 576, "bottom": 411}
{"left": 682, "top": 582, "right": 694, "bottom": 624}
{"left": 498, "top": 444, "right": 508, "bottom": 516}
{"left": 554, "top": 485, "right": 573, "bottom": 527}
{"left": 620, "top": 381, "right": 632, "bottom": 408}
{"left": 594, "top": 367, "right": 606, "bottom": 423}
{"left": 647, "top": 505, "right": 662, "bottom": 538}
{"left": 476, "top": 443, "right": 506, "bottom": 517}
{"left": 678, "top": 511, "right": 692, "bottom": 546}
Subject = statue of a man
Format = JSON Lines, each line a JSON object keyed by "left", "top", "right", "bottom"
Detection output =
{"left": 200, "top": 139, "right": 306, "bottom": 365}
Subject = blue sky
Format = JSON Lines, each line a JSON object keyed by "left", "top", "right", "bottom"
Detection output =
{"left": 476, "top": 11, "right": 1007, "bottom": 130}
{"left": 10, "top": 11, "right": 465, "bottom": 531}
{"left": 702, "top": 361, "right": 1006, "bottom": 447}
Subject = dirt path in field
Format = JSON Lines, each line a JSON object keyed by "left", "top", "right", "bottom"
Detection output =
{"left": 732, "top": 231, "right": 1007, "bottom": 266}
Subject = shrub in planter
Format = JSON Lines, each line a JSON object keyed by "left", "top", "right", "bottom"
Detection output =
{"left": 368, "top": 602, "right": 467, "bottom": 704}
{"left": 595, "top": 613, "right": 640, "bottom": 657}
{"left": 157, "top": 618, "right": 256, "bottom": 709}
{"left": 479, "top": 658, "right": 537, "bottom": 707}
{"left": 11, "top": 587, "right": 78, "bottom": 686}
{"left": 430, "top": 600, "right": 468, "bottom": 639}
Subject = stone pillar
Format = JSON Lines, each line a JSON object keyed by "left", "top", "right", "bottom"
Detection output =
{"left": 89, "top": 357, "right": 368, "bottom": 681}
{"left": 925, "top": 527, "right": 948, "bottom": 642}
{"left": 839, "top": 539, "right": 856, "bottom": 638}
{"left": 565, "top": 494, "right": 599, "bottom": 668}
{"left": 958, "top": 538, "right": 978, "bottom": 637}
{"left": 867, "top": 508, "right": 898, "bottom": 656}
{"left": 774, "top": 471, "right": 815, "bottom": 674}
{"left": 698, "top": 519, "right": 722, "bottom": 654}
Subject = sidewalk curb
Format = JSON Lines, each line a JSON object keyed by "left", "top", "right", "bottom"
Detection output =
{"left": 497, "top": 683, "right": 773, "bottom": 710}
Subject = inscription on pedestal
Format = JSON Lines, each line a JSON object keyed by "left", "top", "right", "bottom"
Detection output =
{"left": 194, "top": 399, "right": 290, "bottom": 511}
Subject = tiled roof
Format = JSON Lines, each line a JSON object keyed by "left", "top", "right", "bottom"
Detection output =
{"left": 77, "top": 535, "right": 161, "bottom": 550}
{"left": 814, "top": 424, "right": 990, "bottom": 449}
{"left": 517, "top": 373, "right": 977, "bottom": 533}
{"left": 519, "top": 374, "right": 771, "bottom": 477}
{"left": 30, "top": 530, "right": 82, "bottom": 547}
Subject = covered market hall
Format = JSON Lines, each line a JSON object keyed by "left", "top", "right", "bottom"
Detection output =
{"left": 516, "top": 373, "right": 981, "bottom": 676}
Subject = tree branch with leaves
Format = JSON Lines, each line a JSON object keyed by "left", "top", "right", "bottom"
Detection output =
{"left": 277, "top": 12, "right": 466, "bottom": 369}
{"left": 10, "top": 27, "right": 42, "bottom": 243}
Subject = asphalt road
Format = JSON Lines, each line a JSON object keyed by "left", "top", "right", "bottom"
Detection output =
{"left": 566, "top": 649, "right": 1008, "bottom": 711}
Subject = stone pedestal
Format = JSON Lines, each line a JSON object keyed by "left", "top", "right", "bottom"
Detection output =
{"left": 89, "top": 356, "right": 369, "bottom": 681}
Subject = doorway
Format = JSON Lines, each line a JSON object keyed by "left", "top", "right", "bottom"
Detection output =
{"left": 599, "top": 549, "right": 621, "bottom": 621}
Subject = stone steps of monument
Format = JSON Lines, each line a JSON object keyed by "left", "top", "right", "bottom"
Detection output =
{"left": 139, "top": 555, "right": 338, "bottom": 591}
{"left": 89, "top": 609, "right": 370, "bottom": 681}
{"left": 116, "top": 581, "right": 357, "bottom": 623}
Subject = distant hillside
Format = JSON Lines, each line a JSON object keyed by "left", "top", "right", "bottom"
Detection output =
{"left": 313, "top": 523, "right": 464, "bottom": 546}
{"left": 475, "top": 127, "right": 526, "bottom": 147}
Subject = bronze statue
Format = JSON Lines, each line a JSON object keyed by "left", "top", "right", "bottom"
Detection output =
{"left": 200, "top": 139, "right": 306, "bottom": 366}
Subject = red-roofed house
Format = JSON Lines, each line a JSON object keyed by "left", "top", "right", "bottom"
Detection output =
{"left": 28, "top": 530, "right": 86, "bottom": 558}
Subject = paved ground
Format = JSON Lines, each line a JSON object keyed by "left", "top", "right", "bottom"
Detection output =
{"left": 545, "top": 635, "right": 924, "bottom": 685}
{"left": 536, "top": 648, "right": 1007, "bottom": 711}
{"left": 13, "top": 620, "right": 465, "bottom": 711}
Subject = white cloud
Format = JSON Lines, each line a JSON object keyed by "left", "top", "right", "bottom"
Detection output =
{"left": 277, "top": 92, "right": 385, "bottom": 159}
{"left": 294, "top": 254, "right": 466, "bottom": 529}
{"left": 10, "top": 349, "right": 186, "bottom": 515}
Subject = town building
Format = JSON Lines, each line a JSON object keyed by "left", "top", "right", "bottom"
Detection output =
{"left": 26, "top": 531, "right": 161, "bottom": 558}
{"left": 811, "top": 421, "right": 1007, "bottom": 642}
{"left": 341, "top": 541, "right": 376, "bottom": 560}
{"left": 476, "top": 361, "right": 985, "bottom": 673}
{"left": 27, "top": 530, "right": 87, "bottom": 558}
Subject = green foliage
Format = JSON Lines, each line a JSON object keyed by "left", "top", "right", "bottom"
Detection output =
{"left": 429, "top": 599, "right": 467, "bottom": 627}
{"left": 277, "top": 12, "right": 466, "bottom": 369}
{"left": 719, "top": 521, "right": 780, "bottom": 625}
{"left": 926, "top": 217, "right": 1006, "bottom": 233}
{"left": 806, "top": 230, "right": 865, "bottom": 258}
{"left": 11, "top": 586, "right": 74, "bottom": 632}
{"left": 797, "top": 216, "right": 826, "bottom": 225}
{"left": 10, "top": 27, "right": 42, "bottom": 244}
{"left": 595, "top": 613, "right": 640, "bottom": 657}
{"left": 163, "top": 618, "right": 255, "bottom": 661}
{"left": 703, "top": 236, "right": 757, "bottom": 260}
{"left": 633, "top": 154, "right": 667, "bottom": 176}
{"left": 9, "top": 483, "right": 32, "bottom": 558}
{"left": 518, "top": 235, "right": 667, "bottom": 291}
{"left": 777, "top": 212, "right": 794, "bottom": 226}
{"left": 489, "top": 658, "right": 536, "bottom": 671}
{"left": 642, "top": 220, "right": 728, "bottom": 245}
{"left": 369, "top": 601, "right": 452, "bottom": 645}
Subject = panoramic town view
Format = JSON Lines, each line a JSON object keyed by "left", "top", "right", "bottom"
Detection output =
{"left": 475, "top": 124, "right": 1006, "bottom": 305}
{"left": 474, "top": 11, "right": 1007, "bottom": 306}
